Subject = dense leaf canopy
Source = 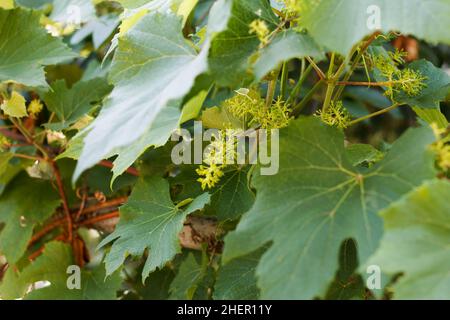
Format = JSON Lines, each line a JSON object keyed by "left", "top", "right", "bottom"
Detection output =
{"left": 0, "top": 0, "right": 449, "bottom": 300}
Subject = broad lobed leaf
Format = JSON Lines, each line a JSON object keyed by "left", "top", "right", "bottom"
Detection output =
{"left": 0, "top": 174, "right": 61, "bottom": 264}
{"left": 73, "top": 12, "right": 209, "bottom": 182}
{"left": 98, "top": 176, "right": 210, "bottom": 280}
{"left": 301, "top": 0, "right": 450, "bottom": 55}
{"left": 0, "top": 8, "right": 76, "bottom": 87}
{"left": 43, "top": 78, "right": 113, "bottom": 131}
{"left": 223, "top": 117, "right": 436, "bottom": 299}
{"left": 0, "top": 242, "right": 121, "bottom": 299}
{"left": 366, "top": 180, "right": 450, "bottom": 299}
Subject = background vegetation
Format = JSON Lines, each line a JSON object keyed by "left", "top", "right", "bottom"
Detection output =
{"left": 0, "top": 0, "right": 449, "bottom": 300}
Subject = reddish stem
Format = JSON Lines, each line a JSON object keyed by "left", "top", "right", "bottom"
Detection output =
{"left": 98, "top": 160, "right": 140, "bottom": 177}
{"left": 28, "top": 246, "right": 46, "bottom": 261}
{"left": 78, "top": 211, "right": 120, "bottom": 226}
{"left": 0, "top": 128, "right": 27, "bottom": 142}
{"left": 28, "top": 234, "right": 66, "bottom": 261}
{"left": 74, "top": 196, "right": 128, "bottom": 216}
{"left": 50, "top": 161, "right": 73, "bottom": 242}
{"left": 28, "top": 217, "right": 66, "bottom": 247}
{"left": 74, "top": 191, "right": 88, "bottom": 221}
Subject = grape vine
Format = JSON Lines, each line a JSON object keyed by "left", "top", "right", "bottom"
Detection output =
{"left": 0, "top": 0, "right": 449, "bottom": 300}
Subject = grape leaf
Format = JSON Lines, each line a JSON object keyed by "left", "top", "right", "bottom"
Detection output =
{"left": 0, "top": 156, "right": 29, "bottom": 196}
{"left": 302, "top": 0, "right": 450, "bottom": 55}
{"left": 71, "top": 15, "right": 120, "bottom": 49}
{"left": 103, "top": 0, "right": 172, "bottom": 59}
{"left": 324, "top": 239, "right": 366, "bottom": 300}
{"left": 210, "top": 168, "right": 255, "bottom": 221}
{"left": 0, "top": 152, "right": 13, "bottom": 177}
{"left": 43, "top": 78, "right": 113, "bottom": 131}
{"left": 15, "top": 0, "right": 52, "bottom": 9}
{"left": 253, "top": 30, "right": 324, "bottom": 80}
{"left": 213, "top": 248, "right": 264, "bottom": 300}
{"left": 0, "top": 91, "right": 27, "bottom": 118}
{"left": 366, "top": 180, "right": 450, "bottom": 299}
{"left": 115, "top": 0, "right": 154, "bottom": 9}
{"left": 0, "top": 174, "right": 61, "bottom": 264}
{"left": 175, "top": 0, "right": 199, "bottom": 26}
{"left": 179, "top": 89, "right": 209, "bottom": 124}
{"left": 56, "top": 131, "right": 86, "bottom": 161}
{"left": 0, "top": 0, "right": 13, "bottom": 9}
{"left": 201, "top": 105, "right": 242, "bottom": 130}
{"left": 170, "top": 166, "right": 254, "bottom": 221}
{"left": 207, "top": 0, "right": 278, "bottom": 86}
{"left": 134, "top": 267, "right": 175, "bottom": 300}
{"left": 82, "top": 60, "right": 111, "bottom": 82}
{"left": 98, "top": 176, "right": 211, "bottom": 280}
{"left": 345, "top": 144, "right": 384, "bottom": 167}
{"left": 110, "top": 104, "right": 180, "bottom": 184}
{"left": 413, "top": 107, "right": 449, "bottom": 129}
{"left": 169, "top": 253, "right": 208, "bottom": 300}
{"left": 0, "top": 242, "right": 121, "bottom": 299}
{"left": 73, "top": 12, "right": 209, "bottom": 182}
{"left": 223, "top": 117, "right": 436, "bottom": 299}
{"left": 0, "top": 8, "right": 76, "bottom": 87}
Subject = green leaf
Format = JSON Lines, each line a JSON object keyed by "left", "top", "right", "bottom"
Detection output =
{"left": 55, "top": 131, "right": 86, "bottom": 161}
{"left": 110, "top": 104, "right": 180, "bottom": 184}
{"left": 0, "top": 91, "right": 27, "bottom": 118}
{"left": 325, "top": 239, "right": 366, "bottom": 300}
{"left": 345, "top": 143, "right": 384, "bottom": 167}
{"left": 0, "top": 174, "right": 61, "bottom": 264}
{"left": 0, "top": 152, "right": 13, "bottom": 176}
{"left": 180, "top": 89, "right": 209, "bottom": 124}
{"left": 223, "top": 117, "right": 436, "bottom": 299}
{"left": 43, "top": 78, "right": 113, "bottom": 131}
{"left": 170, "top": 166, "right": 254, "bottom": 221}
{"left": 253, "top": 30, "right": 324, "bottom": 80}
{"left": 0, "top": 8, "right": 76, "bottom": 87}
{"left": 169, "top": 252, "right": 209, "bottom": 300}
{"left": 207, "top": 0, "right": 278, "bottom": 86}
{"left": 71, "top": 15, "right": 120, "bottom": 49}
{"left": 105, "top": 83, "right": 204, "bottom": 189}
{"left": 98, "top": 176, "right": 211, "bottom": 280}
{"left": 74, "top": 12, "right": 208, "bottom": 182}
{"left": 15, "top": 0, "right": 51, "bottom": 9}
{"left": 0, "top": 156, "right": 29, "bottom": 196}
{"left": 366, "top": 180, "right": 450, "bottom": 299}
{"left": 200, "top": 105, "right": 242, "bottom": 130}
{"left": 213, "top": 248, "right": 264, "bottom": 300}
{"left": 302, "top": 0, "right": 450, "bottom": 55}
{"left": 0, "top": 242, "right": 122, "bottom": 299}
{"left": 134, "top": 267, "right": 175, "bottom": 300}
{"left": 0, "top": 0, "right": 13, "bottom": 9}
{"left": 413, "top": 107, "right": 449, "bottom": 129}
{"left": 115, "top": 0, "right": 154, "bottom": 9}
{"left": 211, "top": 168, "right": 255, "bottom": 221}
{"left": 174, "top": 0, "right": 199, "bottom": 26}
